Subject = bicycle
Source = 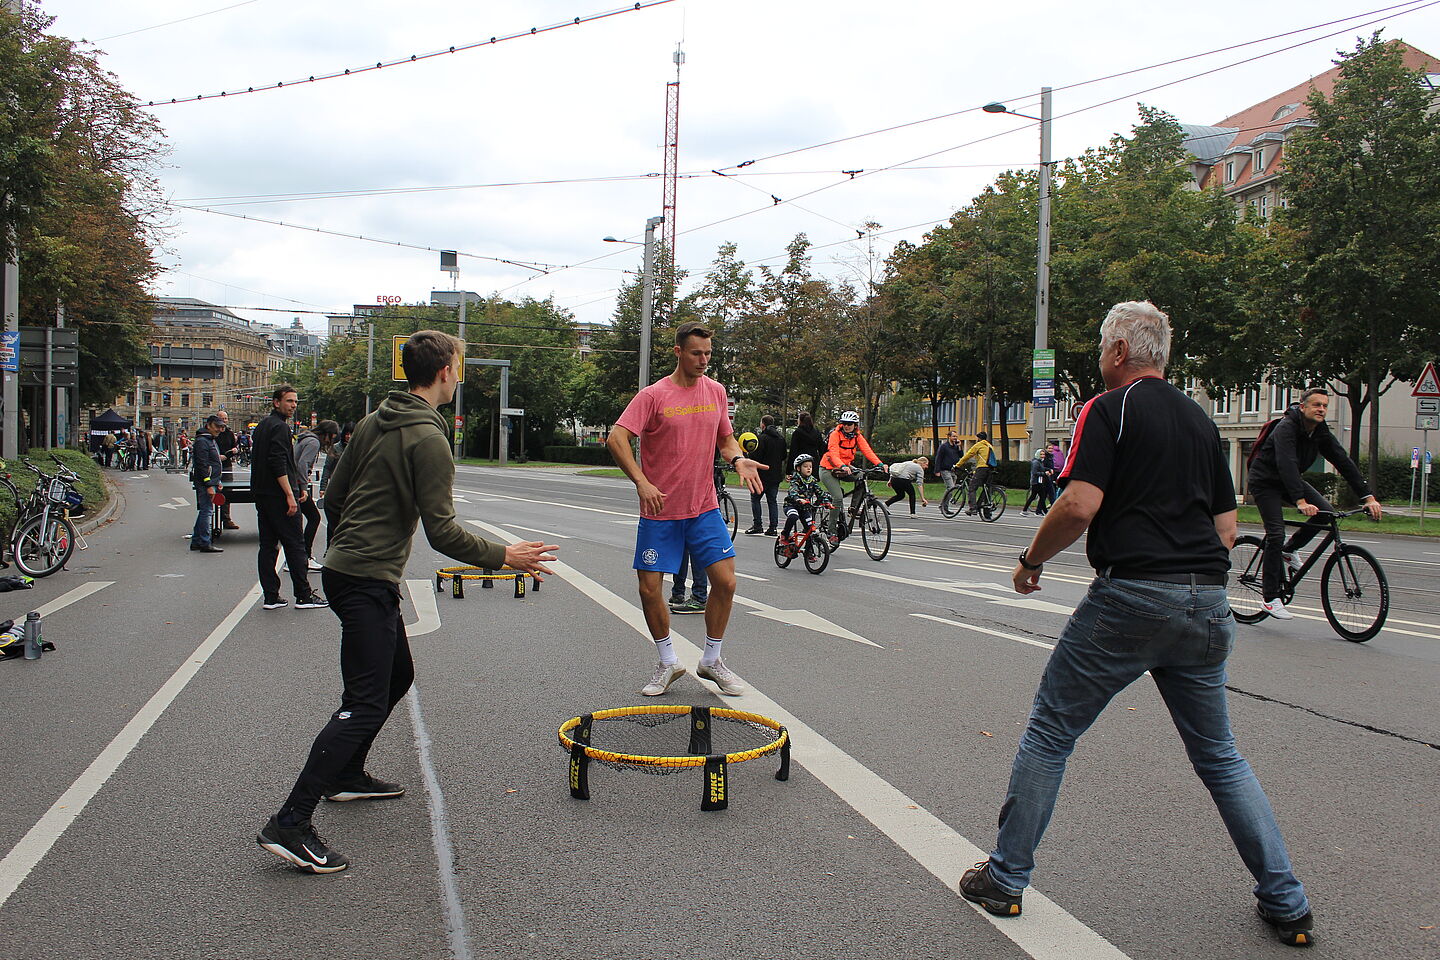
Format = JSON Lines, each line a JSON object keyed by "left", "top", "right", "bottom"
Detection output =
{"left": 0, "top": 457, "right": 82, "bottom": 577}
{"left": 1228, "top": 508, "right": 1388, "bottom": 642}
{"left": 713, "top": 461, "right": 738, "bottom": 541}
{"left": 826, "top": 464, "right": 891, "bottom": 560}
{"left": 773, "top": 497, "right": 832, "bottom": 574}
{"left": 939, "top": 468, "right": 1008, "bottom": 523}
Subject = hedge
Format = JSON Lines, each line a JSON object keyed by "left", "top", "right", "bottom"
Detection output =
{"left": 542, "top": 444, "right": 616, "bottom": 466}
{"left": 0, "top": 447, "right": 107, "bottom": 533}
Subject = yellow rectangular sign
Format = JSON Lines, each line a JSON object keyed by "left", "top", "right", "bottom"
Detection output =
{"left": 392, "top": 335, "right": 464, "bottom": 382}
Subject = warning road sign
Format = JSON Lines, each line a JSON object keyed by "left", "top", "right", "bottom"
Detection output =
{"left": 1411, "top": 361, "right": 1440, "bottom": 398}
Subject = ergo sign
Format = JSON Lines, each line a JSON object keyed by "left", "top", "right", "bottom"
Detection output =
{"left": 376, "top": 295, "right": 402, "bottom": 305}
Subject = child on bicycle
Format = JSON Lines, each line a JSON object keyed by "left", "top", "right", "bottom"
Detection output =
{"left": 779, "top": 454, "right": 831, "bottom": 547}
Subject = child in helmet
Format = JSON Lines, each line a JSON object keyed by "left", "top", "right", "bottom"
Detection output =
{"left": 779, "top": 454, "right": 832, "bottom": 545}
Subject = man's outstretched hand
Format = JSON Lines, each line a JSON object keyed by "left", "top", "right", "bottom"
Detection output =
{"left": 505, "top": 541, "right": 559, "bottom": 580}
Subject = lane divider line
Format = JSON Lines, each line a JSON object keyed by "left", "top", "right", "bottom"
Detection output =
{"left": 466, "top": 518, "right": 1130, "bottom": 960}
{"left": 407, "top": 685, "right": 473, "bottom": 960}
{"left": 34, "top": 581, "right": 114, "bottom": 619}
{"left": 0, "top": 584, "right": 262, "bottom": 910}
{"left": 911, "top": 613, "right": 1057, "bottom": 651}
{"left": 405, "top": 580, "right": 442, "bottom": 637}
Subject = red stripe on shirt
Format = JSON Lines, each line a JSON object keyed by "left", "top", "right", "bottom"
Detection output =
{"left": 1060, "top": 397, "right": 1098, "bottom": 481}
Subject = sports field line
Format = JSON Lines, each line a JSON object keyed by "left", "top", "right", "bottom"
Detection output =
{"left": 0, "top": 584, "right": 261, "bottom": 911}
{"left": 468, "top": 518, "right": 1132, "bottom": 960}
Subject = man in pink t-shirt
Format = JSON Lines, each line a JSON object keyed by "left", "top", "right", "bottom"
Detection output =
{"left": 607, "top": 322, "right": 765, "bottom": 698}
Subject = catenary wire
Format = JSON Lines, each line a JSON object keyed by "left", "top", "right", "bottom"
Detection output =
{"left": 90, "top": 0, "right": 262, "bottom": 43}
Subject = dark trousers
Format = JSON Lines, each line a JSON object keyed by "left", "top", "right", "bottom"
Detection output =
{"left": 1024, "top": 482, "right": 1050, "bottom": 513}
{"left": 256, "top": 497, "right": 314, "bottom": 602}
{"left": 1251, "top": 480, "right": 1333, "bottom": 601}
{"left": 750, "top": 484, "right": 779, "bottom": 530}
{"left": 279, "top": 569, "right": 412, "bottom": 824}
{"left": 299, "top": 492, "right": 322, "bottom": 557}
{"left": 886, "top": 478, "right": 917, "bottom": 513}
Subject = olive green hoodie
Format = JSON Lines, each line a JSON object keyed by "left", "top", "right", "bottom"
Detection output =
{"left": 322, "top": 390, "right": 506, "bottom": 583}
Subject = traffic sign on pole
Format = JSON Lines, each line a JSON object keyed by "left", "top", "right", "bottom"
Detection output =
{"left": 1412, "top": 361, "right": 1440, "bottom": 398}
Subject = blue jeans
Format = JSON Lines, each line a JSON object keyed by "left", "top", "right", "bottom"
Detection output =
{"left": 192, "top": 487, "right": 213, "bottom": 548}
{"left": 751, "top": 485, "right": 779, "bottom": 530}
{"left": 670, "top": 552, "right": 708, "bottom": 603}
{"left": 988, "top": 576, "right": 1310, "bottom": 921}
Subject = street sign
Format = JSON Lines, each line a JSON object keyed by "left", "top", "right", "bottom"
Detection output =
{"left": 501, "top": 407, "right": 525, "bottom": 417}
{"left": 1419, "top": 415, "right": 1440, "bottom": 431}
{"left": 1415, "top": 447, "right": 1423, "bottom": 468}
{"left": 1418, "top": 398, "right": 1439, "bottom": 414}
{"left": 1412, "top": 361, "right": 1440, "bottom": 398}
{"left": 0, "top": 331, "right": 19, "bottom": 373}
{"left": 1032, "top": 397, "right": 1057, "bottom": 408}
{"left": 392, "top": 334, "right": 464, "bottom": 382}
{"left": 1032, "top": 349, "right": 1056, "bottom": 404}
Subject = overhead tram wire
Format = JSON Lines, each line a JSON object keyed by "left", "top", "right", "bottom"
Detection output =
{"left": 496, "top": 0, "right": 1439, "bottom": 300}
{"left": 91, "top": 0, "right": 261, "bottom": 43}
{"left": 139, "top": 0, "right": 675, "bottom": 107}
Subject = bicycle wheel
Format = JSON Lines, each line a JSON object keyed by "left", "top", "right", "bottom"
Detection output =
{"left": 939, "top": 485, "right": 964, "bottom": 519}
{"left": 13, "top": 514, "right": 76, "bottom": 577}
{"left": 1320, "top": 545, "right": 1388, "bottom": 642}
{"left": 1227, "top": 535, "right": 1268, "bottom": 624}
{"left": 773, "top": 535, "right": 793, "bottom": 569}
{"left": 980, "top": 484, "right": 1008, "bottom": 522}
{"left": 860, "top": 499, "right": 891, "bottom": 561}
{"left": 718, "top": 492, "right": 738, "bottom": 541}
{"left": 803, "top": 531, "right": 830, "bottom": 574}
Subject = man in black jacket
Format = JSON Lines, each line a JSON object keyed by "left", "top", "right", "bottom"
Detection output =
{"left": 189, "top": 416, "right": 225, "bottom": 553}
{"left": 745, "top": 415, "right": 787, "bottom": 535}
{"left": 214, "top": 410, "right": 240, "bottom": 530}
{"left": 251, "top": 384, "right": 325, "bottom": 610}
{"left": 1247, "top": 387, "right": 1381, "bottom": 619}
{"left": 934, "top": 430, "right": 963, "bottom": 493}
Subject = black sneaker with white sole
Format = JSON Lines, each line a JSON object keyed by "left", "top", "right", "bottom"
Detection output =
{"left": 324, "top": 772, "right": 405, "bottom": 802}
{"left": 295, "top": 595, "right": 329, "bottom": 609}
{"left": 262, "top": 597, "right": 288, "bottom": 610}
{"left": 257, "top": 816, "right": 349, "bottom": 873}
{"left": 959, "top": 861, "right": 1022, "bottom": 916}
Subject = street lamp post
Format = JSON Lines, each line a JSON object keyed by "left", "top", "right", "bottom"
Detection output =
{"left": 604, "top": 214, "right": 665, "bottom": 393}
{"left": 985, "top": 87, "right": 1053, "bottom": 454}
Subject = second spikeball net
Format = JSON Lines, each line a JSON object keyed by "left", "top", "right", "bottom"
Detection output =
{"left": 558, "top": 704, "right": 791, "bottom": 811}
{"left": 434, "top": 565, "right": 541, "bottom": 599}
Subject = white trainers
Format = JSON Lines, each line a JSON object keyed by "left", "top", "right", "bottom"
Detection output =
{"left": 641, "top": 662, "right": 686, "bottom": 697}
{"left": 696, "top": 659, "right": 747, "bottom": 696}
{"left": 307, "top": 557, "right": 324, "bottom": 570}
{"left": 1261, "top": 598, "right": 1295, "bottom": 620}
{"left": 1282, "top": 552, "right": 1301, "bottom": 579}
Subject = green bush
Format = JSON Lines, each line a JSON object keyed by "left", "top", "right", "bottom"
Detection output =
{"left": 994, "top": 460, "right": 1033, "bottom": 489}
{"left": 542, "top": 444, "right": 616, "bottom": 466}
{"left": 0, "top": 447, "right": 107, "bottom": 533}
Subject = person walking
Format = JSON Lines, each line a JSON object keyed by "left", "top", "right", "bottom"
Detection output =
{"left": 289, "top": 422, "right": 324, "bottom": 570}
{"left": 100, "top": 431, "right": 115, "bottom": 468}
{"left": 606, "top": 321, "right": 765, "bottom": 698}
{"left": 744, "top": 414, "right": 786, "bottom": 536}
{"left": 257, "top": 330, "right": 557, "bottom": 874}
{"left": 934, "top": 431, "right": 963, "bottom": 493}
{"left": 884, "top": 457, "right": 929, "bottom": 513}
{"left": 188, "top": 416, "right": 226, "bottom": 554}
{"left": 961, "top": 301, "right": 1315, "bottom": 948}
{"left": 214, "top": 411, "right": 240, "bottom": 530}
{"left": 1046, "top": 441, "right": 1064, "bottom": 505}
{"left": 315, "top": 420, "right": 343, "bottom": 552}
{"left": 250, "top": 385, "right": 325, "bottom": 611}
{"left": 1022, "top": 449, "right": 1050, "bottom": 516}
{"left": 786, "top": 411, "right": 824, "bottom": 475}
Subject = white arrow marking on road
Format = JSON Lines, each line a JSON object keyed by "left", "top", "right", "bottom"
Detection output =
{"left": 157, "top": 497, "right": 188, "bottom": 510}
{"left": 843, "top": 567, "right": 1077, "bottom": 615}
{"left": 452, "top": 495, "right": 470, "bottom": 503}
{"left": 731, "top": 595, "right": 880, "bottom": 647}
{"left": 405, "top": 580, "right": 441, "bottom": 636}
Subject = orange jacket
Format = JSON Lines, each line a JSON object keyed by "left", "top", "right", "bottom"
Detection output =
{"left": 821, "top": 427, "right": 880, "bottom": 470}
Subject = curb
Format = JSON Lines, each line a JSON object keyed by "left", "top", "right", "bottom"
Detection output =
{"left": 76, "top": 474, "right": 125, "bottom": 536}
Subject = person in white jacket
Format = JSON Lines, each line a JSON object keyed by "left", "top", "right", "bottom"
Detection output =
{"left": 885, "top": 457, "right": 930, "bottom": 514}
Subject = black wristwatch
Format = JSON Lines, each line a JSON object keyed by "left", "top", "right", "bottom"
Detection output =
{"left": 729, "top": 454, "right": 743, "bottom": 469}
{"left": 1018, "top": 548, "right": 1043, "bottom": 571}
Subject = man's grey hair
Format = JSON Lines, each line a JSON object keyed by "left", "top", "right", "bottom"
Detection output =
{"left": 1300, "top": 386, "right": 1329, "bottom": 404}
{"left": 1099, "top": 300, "right": 1171, "bottom": 371}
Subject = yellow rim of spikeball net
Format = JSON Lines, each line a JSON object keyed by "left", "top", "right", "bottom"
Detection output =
{"left": 558, "top": 704, "right": 788, "bottom": 768}
{"left": 435, "top": 565, "right": 538, "bottom": 582}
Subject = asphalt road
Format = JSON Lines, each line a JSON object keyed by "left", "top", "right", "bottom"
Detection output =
{"left": 0, "top": 466, "right": 1435, "bottom": 960}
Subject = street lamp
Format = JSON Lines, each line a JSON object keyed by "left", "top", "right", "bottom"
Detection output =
{"left": 985, "top": 88, "right": 1053, "bottom": 454}
{"left": 605, "top": 214, "right": 664, "bottom": 392}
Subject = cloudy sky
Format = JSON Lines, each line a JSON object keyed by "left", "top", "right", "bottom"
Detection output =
{"left": 36, "top": 0, "right": 1440, "bottom": 333}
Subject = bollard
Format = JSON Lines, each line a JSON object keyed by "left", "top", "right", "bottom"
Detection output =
{"left": 23, "top": 611, "right": 42, "bottom": 660}
{"left": 513, "top": 573, "right": 525, "bottom": 599}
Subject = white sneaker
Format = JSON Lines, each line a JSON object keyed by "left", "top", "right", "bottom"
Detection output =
{"left": 641, "top": 662, "right": 686, "bottom": 697}
{"left": 307, "top": 557, "right": 324, "bottom": 570}
{"left": 281, "top": 563, "right": 288, "bottom": 572}
{"left": 696, "top": 659, "right": 747, "bottom": 696}
{"left": 1261, "top": 598, "right": 1294, "bottom": 620}
{"left": 1282, "top": 552, "right": 1301, "bottom": 579}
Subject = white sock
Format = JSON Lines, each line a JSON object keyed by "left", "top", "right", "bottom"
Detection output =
{"left": 700, "top": 637, "right": 723, "bottom": 666}
{"left": 653, "top": 635, "right": 678, "bottom": 666}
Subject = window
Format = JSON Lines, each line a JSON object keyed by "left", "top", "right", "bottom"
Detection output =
{"left": 1270, "top": 383, "right": 1290, "bottom": 413}
{"left": 988, "top": 400, "right": 1025, "bottom": 424}
{"left": 1257, "top": 194, "right": 1270, "bottom": 221}
{"left": 1225, "top": 160, "right": 1236, "bottom": 183}
{"left": 179, "top": 392, "right": 190, "bottom": 408}
{"left": 1241, "top": 384, "right": 1262, "bottom": 414}
{"left": 201, "top": 393, "right": 213, "bottom": 407}
{"left": 1253, "top": 148, "right": 1265, "bottom": 173}
{"left": 1212, "top": 390, "right": 1231, "bottom": 416}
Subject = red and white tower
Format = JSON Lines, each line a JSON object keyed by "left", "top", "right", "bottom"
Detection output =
{"left": 660, "top": 44, "right": 683, "bottom": 289}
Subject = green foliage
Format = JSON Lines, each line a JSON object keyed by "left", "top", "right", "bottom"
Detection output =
{"left": 541, "top": 444, "right": 616, "bottom": 466}
{"left": 0, "top": 447, "right": 105, "bottom": 533}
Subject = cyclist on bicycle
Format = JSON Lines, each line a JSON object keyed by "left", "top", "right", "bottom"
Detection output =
{"left": 1246, "top": 386, "right": 1381, "bottom": 620}
{"left": 779, "top": 454, "right": 832, "bottom": 548}
{"left": 955, "top": 430, "right": 997, "bottom": 515}
{"left": 819, "top": 410, "right": 883, "bottom": 536}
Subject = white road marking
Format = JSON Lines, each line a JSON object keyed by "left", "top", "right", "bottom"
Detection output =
{"left": 406, "top": 685, "right": 472, "bottom": 960}
{"left": 843, "top": 567, "right": 1076, "bottom": 615}
{"left": 912, "top": 613, "right": 1057, "bottom": 651}
{"left": 156, "top": 497, "right": 188, "bottom": 511}
{"left": 500, "top": 523, "right": 570, "bottom": 540}
{"left": 405, "top": 580, "right": 441, "bottom": 636}
{"left": 731, "top": 595, "right": 880, "bottom": 647}
{"left": 34, "top": 581, "right": 114, "bottom": 618}
{"left": 452, "top": 495, "right": 470, "bottom": 503}
{"left": 0, "top": 584, "right": 261, "bottom": 910}
{"left": 466, "top": 518, "right": 1129, "bottom": 960}
{"left": 155, "top": 574, "right": 185, "bottom": 578}
{"left": 455, "top": 488, "right": 632, "bottom": 518}
{"left": 734, "top": 572, "right": 768, "bottom": 582}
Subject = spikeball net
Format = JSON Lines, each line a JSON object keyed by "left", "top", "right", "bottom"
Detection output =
{"left": 434, "top": 565, "right": 541, "bottom": 599}
{"left": 558, "top": 705, "right": 791, "bottom": 811}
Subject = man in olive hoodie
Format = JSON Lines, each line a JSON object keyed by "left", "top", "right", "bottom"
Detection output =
{"left": 258, "top": 330, "right": 558, "bottom": 874}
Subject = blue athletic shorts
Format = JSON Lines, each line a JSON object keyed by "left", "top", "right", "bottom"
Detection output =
{"left": 633, "top": 509, "right": 736, "bottom": 575}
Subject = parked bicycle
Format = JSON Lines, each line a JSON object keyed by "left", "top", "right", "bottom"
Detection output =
{"left": 940, "top": 467, "right": 1008, "bottom": 523}
{"left": 1228, "top": 508, "right": 1388, "bottom": 642}
{"left": 826, "top": 464, "right": 891, "bottom": 560}
{"left": 0, "top": 456, "right": 84, "bottom": 577}
{"left": 773, "top": 496, "right": 831, "bottom": 574}
{"left": 713, "top": 461, "right": 738, "bottom": 541}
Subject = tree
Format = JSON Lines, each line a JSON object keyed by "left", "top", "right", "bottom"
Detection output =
{"left": 1277, "top": 35, "right": 1440, "bottom": 485}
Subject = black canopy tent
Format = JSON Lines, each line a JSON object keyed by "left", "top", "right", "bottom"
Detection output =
{"left": 88, "top": 409, "right": 132, "bottom": 431}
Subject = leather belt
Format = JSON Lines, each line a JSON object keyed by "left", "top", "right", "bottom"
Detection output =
{"left": 1103, "top": 569, "right": 1226, "bottom": 586}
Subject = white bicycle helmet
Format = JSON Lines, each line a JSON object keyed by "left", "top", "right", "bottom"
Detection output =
{"left": 838, "top": 410, "right": 860, "bottom": 424}
{"left": 792, "top": 453, "right": 815, "bottom": 468}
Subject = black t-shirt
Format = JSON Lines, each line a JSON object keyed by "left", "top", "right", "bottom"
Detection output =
{"left": 1060, "top": 376, "right": 1235, "bottom": 576}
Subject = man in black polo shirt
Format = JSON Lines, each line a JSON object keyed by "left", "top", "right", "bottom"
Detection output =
{"left": 959, "top": 302, "right": 1314, "bottom": 948}
{"left": 251, "top": 384, "right": 325, "bottom": 610}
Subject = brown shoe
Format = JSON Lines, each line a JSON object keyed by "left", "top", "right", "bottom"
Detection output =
{"left": 222, "top": 521, "right": 240, "bottom": 530}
